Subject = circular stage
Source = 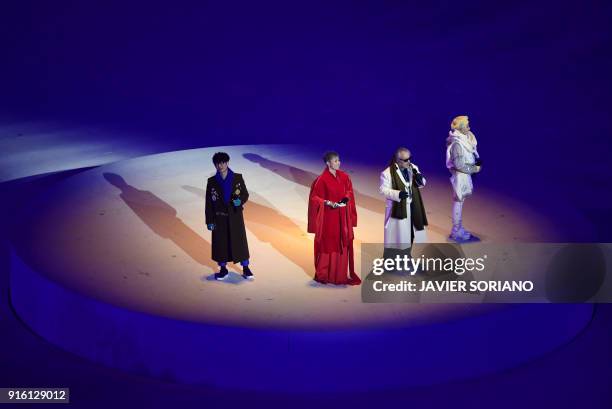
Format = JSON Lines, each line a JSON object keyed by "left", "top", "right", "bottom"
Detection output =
{"left": 9, "top": 144, "right": 592, "bottom": 391}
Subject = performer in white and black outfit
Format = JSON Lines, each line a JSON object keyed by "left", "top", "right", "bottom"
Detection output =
{"left": 379, "top": 147, "right": 428, "bottom": 260}
{"left": 446, "top": 115, "right": 482, "bottom": 241}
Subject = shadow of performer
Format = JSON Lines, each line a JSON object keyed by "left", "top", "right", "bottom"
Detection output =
{"left": 103, "top": 173, "right": 217, "bottom": 270}
{"left": 182, "top": 185, "right": 314, "bottom": 279}
{"left": 243, "top": 153, "right": 383, "bottom": 214}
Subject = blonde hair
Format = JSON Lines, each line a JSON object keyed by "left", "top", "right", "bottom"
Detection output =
{"left": 451, "top": 115, "right": 469, "bottom": 130}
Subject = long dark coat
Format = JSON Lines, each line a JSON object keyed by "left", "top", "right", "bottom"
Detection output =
{"left": 205, "top": 173, "right": 250, "bottom": 263}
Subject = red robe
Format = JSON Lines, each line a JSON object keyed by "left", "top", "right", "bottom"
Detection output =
{"left": 307, "top": 168, "right": 361, "bottom": 285}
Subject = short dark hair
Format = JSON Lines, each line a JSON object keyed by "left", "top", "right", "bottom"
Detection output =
{"left": 212, "top": 152, "right": 230, "bottom": 165}
{"left": 323, "top": 151, "right": 339, "bottom": 163}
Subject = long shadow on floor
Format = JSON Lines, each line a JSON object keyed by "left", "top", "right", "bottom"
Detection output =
{"left": 243, "top": 153, "right": 384, "bottom": 214}
{"left": 182, "top": 185, "right": 315, "bottom": 279}
{"left": 243, "top": 152, "right": 450, "bottom": 239}
{"left": 104, "top": 173, "right": 217, "bottom": 271}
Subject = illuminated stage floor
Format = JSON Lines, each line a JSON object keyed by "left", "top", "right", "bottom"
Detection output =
{"left": 9, "top": 144, "right": 591, "bottom": 391}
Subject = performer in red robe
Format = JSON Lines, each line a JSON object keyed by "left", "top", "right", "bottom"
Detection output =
{"left": 307, "top": 151, "right": 361, "bottom": 285}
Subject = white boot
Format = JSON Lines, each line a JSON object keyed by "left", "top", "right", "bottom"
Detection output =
{"left": 450, "top": 201, "right": 471, "bottom": 241}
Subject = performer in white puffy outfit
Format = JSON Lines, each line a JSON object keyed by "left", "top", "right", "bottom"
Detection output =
{"left": 379, "top": 147, "right": 428, "bottom": 252}
{"left": 446, "top": 115, "right": 481, "bottom": 241}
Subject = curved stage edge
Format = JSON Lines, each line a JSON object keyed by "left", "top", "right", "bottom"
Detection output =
{"left": 10, "top": 248, "right": 593, "bottom": 392}
{"left": 7, "top": 145, "right": 594, "bottom": 392}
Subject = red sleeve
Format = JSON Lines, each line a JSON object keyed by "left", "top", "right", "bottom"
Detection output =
{"left": 346, "top": 175, "right": 357, "bottom": 227}
{"left": 307, "top": 177, "right": 325, "bottom": 235}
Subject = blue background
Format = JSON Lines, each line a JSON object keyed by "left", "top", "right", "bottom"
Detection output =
{"left": 2, "top": 0, "right": 611, "bottom": 240}
{"left": 1, "top": 1, "right": 612, "bottom": 407}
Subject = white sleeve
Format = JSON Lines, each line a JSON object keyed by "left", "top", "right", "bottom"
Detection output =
{"left": 451, "top": 143, "right": 477, "bottom": 174}
{"left": 379, "top": 170, "right": 401, "bottom": 202}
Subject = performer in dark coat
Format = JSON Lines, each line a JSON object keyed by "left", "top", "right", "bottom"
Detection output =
{"left": 205, "top": 152, "right": 253, "bottom": 280}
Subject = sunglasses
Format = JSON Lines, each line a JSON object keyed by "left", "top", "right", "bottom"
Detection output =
{"left": 398, "top": 158, "right": 411, "bottom": 162}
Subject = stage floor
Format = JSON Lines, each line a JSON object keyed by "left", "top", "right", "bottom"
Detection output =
{"left": 12, "top": 144, "right": 558, "bottom": 328}
{"left": 9, "top": 144, "right": 590, "bottom": 391}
